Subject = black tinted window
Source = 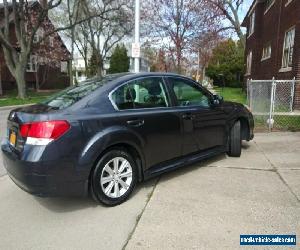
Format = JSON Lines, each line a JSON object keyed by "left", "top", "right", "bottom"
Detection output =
{"left": 42, "top": 74, "right": 126, "bottom": 109}
{"left": 168, "top": 78, "right": 210, "bottom": 107}
{"left": 111, "top": 77, "right": 169, "bottom": 110}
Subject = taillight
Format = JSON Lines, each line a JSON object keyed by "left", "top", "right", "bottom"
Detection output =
{"left": 20, "top": 120, "right": 70, "bottom": 145}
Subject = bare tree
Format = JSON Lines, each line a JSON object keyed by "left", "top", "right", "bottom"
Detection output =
{"left": 0, "top": 0, "right": 117, "bottom": 98}
{"left": 81, "top": 0, "right": 133, "bottom": 76}
{"left": 143, "top": 0, "right": 221, "bottom": 74}
{"left": 204, "top": 0, "right": 246, "bottom": 48}
{"left": 52, "top": 0, "right": 133, "bottom": 78}
{"left": 192, "top": 31, "right": 222, "bottom": 81}
{"left": 0, "top": 0, "right": 63, "bottom": 98}
{"left": 74, "top": 24, "right": 89, "bottom": 73}
{"left": 50, "top": 1, "right": 89, "bottom": 80}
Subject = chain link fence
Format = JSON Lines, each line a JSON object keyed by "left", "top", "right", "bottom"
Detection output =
{"left": 247, "top": 78, "right": 300, "bottom": 131}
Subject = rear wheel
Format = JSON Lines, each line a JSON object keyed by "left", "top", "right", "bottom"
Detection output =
{"left": 227, "top": 121, "right": 241, "bottom": 157}
{"left": 91, "top": 149, "right": 137, "bottom": 206}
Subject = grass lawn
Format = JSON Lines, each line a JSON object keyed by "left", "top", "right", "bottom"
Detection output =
{"left": 0, "top": 89, "right": 59, "bottom": 107}
{"left": 254, "top": 115, "right": 300, "bottom": 131}
{"left": 214, "top": 87, "right": 246, "bottom": 104}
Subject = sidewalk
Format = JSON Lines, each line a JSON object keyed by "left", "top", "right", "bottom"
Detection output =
{"left": 125, "top": 133, "right": 300, "bottom": 249}
{"left": 0, "top": 132, "right": 299, "bottom": 250}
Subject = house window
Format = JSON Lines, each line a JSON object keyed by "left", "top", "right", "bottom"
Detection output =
{"left": 27, "top": 55, "right": 37, "bottom": 72}
{"left": 61, "top": 61, "right": 68, "bottom": 73}
{"left": 33, "top": 28, "right": 44, "bottom": 43}
{"left": 49, "top": 37, "right": 54, "bottom": 47}
{"left": 282, "top": 27, "right": 295, "bottom": 68}
{"left": 265, "top": 0, "right": 275, "bottom": 12}
{"left": 262, "top": 44, "right": 272, "bottom": 60}
{"left": 246, "top": 51, "right": 252, "bottom": 75}
{"left": 248, "top": 11, "right": 255, "bottom": 36}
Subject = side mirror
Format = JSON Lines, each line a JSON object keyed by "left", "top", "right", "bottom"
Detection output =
{"left": 212, "top": 94, "right": 223, "bottom": 106}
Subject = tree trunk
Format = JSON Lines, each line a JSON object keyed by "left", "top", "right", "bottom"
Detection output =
{"left": 237, "top": 30, "right": 245, "bottom": 49}
{"left": 35, "top": 65, "right": 40, "bottom": 91}
{"left": 202, "top": 65, "right": 206, "bottom": 82}
{"left": 69, "top": 16, "right": 76, "bottom": 86}
{"left": 96, "top": 53, "right": 103, "bottom": 77}
{"left": 0, "top": 61, "right": 3, "bottom": 96}
{"left": 15, "top": 67, "right": 26, "bottom": 99}
{"left": 68, "top": 59, "right": 73, "bottom": 86}
{"left": 176, "top": 43, "right": 182, "bottom": 74}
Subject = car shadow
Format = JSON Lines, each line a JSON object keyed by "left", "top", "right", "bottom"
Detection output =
{"left": 242, "top": 141, "right": 252, "bottom": 150}
{"left": 34, "top": 196, "right": 98, "bottom": 213}
{"left": 34, "top": 179, "right": 157, "bottom": 213}
{"left": 34, "top": 142, "right": 252, "bottom": 212}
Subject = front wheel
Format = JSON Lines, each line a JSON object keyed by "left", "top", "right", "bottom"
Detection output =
{"left": 227, "top": 121, "right": 241, "bottom": 157}
{"left": 91, "top": 149, "right": 137, "bottom": 206}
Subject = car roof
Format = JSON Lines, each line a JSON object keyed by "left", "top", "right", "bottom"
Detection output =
{"left": 117, "top": 72, "right": 192, "bottom": 80}
{"left": 107, "top": 72, "right": 194, "bottom": 86}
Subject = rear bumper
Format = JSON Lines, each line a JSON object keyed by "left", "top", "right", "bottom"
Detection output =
{"left": 1, "top": 141, "right": 88, "bottom": 197}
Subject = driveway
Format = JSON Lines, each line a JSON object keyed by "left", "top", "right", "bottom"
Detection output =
{"left": 0, "top": 107, "right": 299, "bottom": 249}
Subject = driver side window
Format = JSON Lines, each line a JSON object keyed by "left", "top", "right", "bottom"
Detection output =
{"left": 169, "top": 77, "right": 210, "bottom": 108}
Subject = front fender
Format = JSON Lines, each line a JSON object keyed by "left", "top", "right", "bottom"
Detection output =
{"left": 78, "top": 125, "right": 145, "bottom": 170}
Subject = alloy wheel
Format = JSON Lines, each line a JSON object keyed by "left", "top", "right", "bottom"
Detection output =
{"left": 100, "top": 157, "right": 133, "bottom": 198}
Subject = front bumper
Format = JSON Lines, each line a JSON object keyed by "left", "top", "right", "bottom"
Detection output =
{"left": 1, "top": 141, "right": 88, "bottom": 197}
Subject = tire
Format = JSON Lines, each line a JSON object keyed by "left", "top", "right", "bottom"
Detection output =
{"left": 91, "top": 148, "right": 137, "bottom": 206}
{"left": 227, "top": 121, "right": 241, "bottom": 157}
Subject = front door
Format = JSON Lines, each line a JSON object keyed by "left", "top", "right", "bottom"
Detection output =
{"left": 166, "top": 77, "right": 227, "bottom": 155}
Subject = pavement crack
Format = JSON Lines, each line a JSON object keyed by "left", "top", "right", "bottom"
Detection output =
{"left": 122, "top": 177, "right": 160, "bottom": 250}
{"left": 254, "top": 141, "right": 300, "bottom": 203}
{"left": 205, "top": 165, "right": 276, "bottom": 172}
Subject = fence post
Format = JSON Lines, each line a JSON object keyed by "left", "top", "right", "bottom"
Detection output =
{"left": 290, "top": 77, "right": 296, "bottom": 112}
{"left": 247, "top": 78, "right": 249, "bottom": 106}
{"left": 248, "top": 78, "right": 253, "bottom": 109}
{"left": 269, "top": 77, "right": 275, "bottom": 132}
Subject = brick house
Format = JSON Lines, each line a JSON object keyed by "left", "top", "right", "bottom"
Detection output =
{"left": 242, "top": 0, "right": 300, "bottom": 107}
{"left": 0, "top": 1, "right": 71, "bottom": 92}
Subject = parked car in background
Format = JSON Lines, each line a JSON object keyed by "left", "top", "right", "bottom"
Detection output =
{"left": 1, "top": 73, "right": 254, "bottom": 206}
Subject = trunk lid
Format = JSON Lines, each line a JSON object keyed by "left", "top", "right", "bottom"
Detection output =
{"left": 7, "top": 104, "right": 58, "bottom": 152}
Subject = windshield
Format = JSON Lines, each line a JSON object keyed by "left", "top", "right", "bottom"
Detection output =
{"left": 41, "top": 73, "right": 130, "bottom": 110}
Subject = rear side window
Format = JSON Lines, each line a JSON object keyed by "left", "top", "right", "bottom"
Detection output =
{"left": 168, "top": 77, "right": 210, "bottom": 107}
{"left": 111, "top": 77, "right": 169, "bottom": 110}
{"left": 42, "top": 74, "right": 126, "bottom": 110}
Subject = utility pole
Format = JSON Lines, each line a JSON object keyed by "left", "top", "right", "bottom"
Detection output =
{"left": 133, "top": 0, "right": 140, "bottom": 73}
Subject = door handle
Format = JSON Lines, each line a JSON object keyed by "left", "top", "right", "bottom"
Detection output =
{"left": 126, "top": 119, "right": 144, "bottom": 127}
{"left": 182, "top": 113, "right": 193, "bottom": 120}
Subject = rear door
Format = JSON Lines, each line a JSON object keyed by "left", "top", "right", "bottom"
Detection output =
{"left": 166, "top": 77, "right": 227, "bottom": 155}
{"left": 110, "top": 76, "right": 182, "bottom": 169}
